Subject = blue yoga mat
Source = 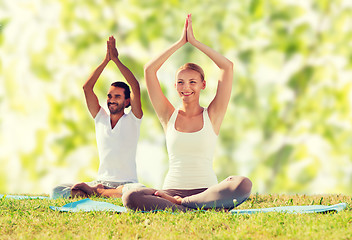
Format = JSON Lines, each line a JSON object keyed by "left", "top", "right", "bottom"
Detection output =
{"left": 0, "top": 194, "right": 49, "bottom": 200}
{"left": 51, "top": 198, "right": 347, "bottom": 214}
{"left": 230, "top": 203, "right": 347, "bottom": 214}
{"left": 50, "top": 198, "right": 127, "bottom": 213}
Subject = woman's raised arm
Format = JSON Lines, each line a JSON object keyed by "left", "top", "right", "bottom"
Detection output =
{"left": 144, "top": 18, "right": 188, "bottom": 129}
{"left": 186, "top": 14, "right": 234, "bottom": 134}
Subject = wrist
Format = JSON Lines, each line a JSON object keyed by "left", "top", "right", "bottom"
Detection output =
{"left": 176, "top": 39, "right": 186, "bottom": 48}
{"left": 189, "top": 39, "right": 199, "bottom": 46}
{"left": 102, "top": 58, "right": 110, "bottom": 65}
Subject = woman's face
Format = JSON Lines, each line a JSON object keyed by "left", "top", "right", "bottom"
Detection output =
{"left": 175, "top": 69, "right": 206, "bottom": 102}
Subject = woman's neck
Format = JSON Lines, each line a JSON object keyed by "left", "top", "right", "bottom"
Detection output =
{"left": 179, "top": 102, "right": 203, "bottom": 117}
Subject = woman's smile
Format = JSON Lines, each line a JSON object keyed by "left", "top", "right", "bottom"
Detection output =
{"left": 182, "top": 92, "right": 193, "bottom": 96}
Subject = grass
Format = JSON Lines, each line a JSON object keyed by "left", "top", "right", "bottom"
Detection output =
{"left": 0, "top": 194, "right": 351, "bottom": 239}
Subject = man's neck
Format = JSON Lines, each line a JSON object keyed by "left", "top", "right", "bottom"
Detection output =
{"left": 110, "top": 112, "right": 124, "bottom": 129}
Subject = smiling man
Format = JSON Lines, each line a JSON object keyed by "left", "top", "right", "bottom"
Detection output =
{"left": 51, "top": 36, "right": 144, "bottom": 199}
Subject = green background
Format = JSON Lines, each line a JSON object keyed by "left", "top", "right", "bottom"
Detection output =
{"left": 1, "top": 0, "right": 351, "bottom": 195}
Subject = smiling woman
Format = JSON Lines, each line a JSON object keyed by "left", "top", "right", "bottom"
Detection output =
{"left": 122, "top": 14, "right": 252, "bottom": 212}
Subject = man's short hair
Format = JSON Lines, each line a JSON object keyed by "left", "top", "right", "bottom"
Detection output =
{"left": 111, "top": 81, "right": 131, "bottom": 108}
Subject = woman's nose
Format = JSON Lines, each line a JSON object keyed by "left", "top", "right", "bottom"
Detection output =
{"left": 182, "top": 83, "right": 190, "bottom": 90}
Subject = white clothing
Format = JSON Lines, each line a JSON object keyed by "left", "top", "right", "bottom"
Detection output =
{"left": 95, "top": 107, "right": 141, "bottom": 182}
{"left": 162, "top": 108, "right": 218, "bottom": 189}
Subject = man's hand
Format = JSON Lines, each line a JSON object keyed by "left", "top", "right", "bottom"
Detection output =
{"left": 103, "top": 39, "right": 111, "bottom": 63}
{"left": 108, "top": 35, "right": 119, "bottom": 62}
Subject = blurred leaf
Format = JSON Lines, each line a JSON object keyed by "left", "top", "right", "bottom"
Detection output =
{"left": 288, "top": 66, "right": 314, "bottom": 95}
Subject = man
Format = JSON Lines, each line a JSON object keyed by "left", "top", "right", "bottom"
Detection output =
{"left": 51, "top": 36, "right": 143, "bottom": 199}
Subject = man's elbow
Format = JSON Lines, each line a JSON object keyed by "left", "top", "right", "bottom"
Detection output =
{"left": 82, "top": 84, "right": 92, "bottom": 92}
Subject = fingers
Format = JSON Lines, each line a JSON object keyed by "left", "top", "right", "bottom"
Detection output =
{"left": 154, "top": 191, "right": 169, "bottom": 199}
{"left": 179, "top": 16, "right": 188, "bottom": 43}
{"left": 108, "top": 35, "right": 115, "bottom": 47}
{"left": 108, "top": 37, "right": 112, "bottom": 49}
{"left": 174, "top": 196, "right": 183, "bottom": 204}
{"left": 106, "top": 40, "right": 110, "bottom": 53}
{"left": 107, "top": 35, "right": 118, "bottom": 59}
{"left": 187, "top": 13, "right": 192, "bottom": 26}
{"left": 107, "top": 36, "right": 115, "bottom": 50}
{"left": 186, "top": 13, "right": 196, "bottom": 43}
{"left": 154, "top": 191, "right": 162, "bottom": 196}
{"left": 104, "top": 39, "right": 111, "bottom": 61}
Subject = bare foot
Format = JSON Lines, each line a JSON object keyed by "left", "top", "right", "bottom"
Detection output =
{"left": 89, "top": 184, "right": 105, "bottom": 196}
{"left": 72, "top": 182, "right": 94, "bottom": 195}
{"left": 96, "top": 186, "right": 123, "bottom": 198}
{"left": 154, "top": 191, "right": 183, "bottom": 205}
{"left": 71, "top": 189, "right": 88, "bottom": 198}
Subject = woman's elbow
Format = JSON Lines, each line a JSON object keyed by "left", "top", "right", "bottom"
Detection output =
{"left": 225, "top": 60, "right": 234, "bottom": 71}
{"left": 144, "top": 64, "right": 154, "bottom": 74}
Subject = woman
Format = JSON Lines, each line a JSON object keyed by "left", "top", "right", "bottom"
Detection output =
{"left": 123, "top": 14, "right": 252, "bottom": 211}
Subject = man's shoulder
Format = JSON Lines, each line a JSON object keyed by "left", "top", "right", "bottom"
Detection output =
{"left": 124, "top": 110, "right": 142, "bottom": 122}
{"left": 94, "top": 107, "right": 108, "bottom": 122}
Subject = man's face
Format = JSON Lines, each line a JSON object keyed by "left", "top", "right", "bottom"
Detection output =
{"left": 106, "top": 86, "right": 128, "bottom": 115}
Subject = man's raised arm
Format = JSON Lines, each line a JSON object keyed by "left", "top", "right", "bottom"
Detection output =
{"left": 108, "top": 36, "right": 143, "bottom": 119}
{"left": 83, "top": 41, "right": 111, "bottom": 118}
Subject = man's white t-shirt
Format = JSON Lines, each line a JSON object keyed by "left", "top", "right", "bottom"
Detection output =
{"left": 94, "top": 107, "right": 142, "bottom": 182}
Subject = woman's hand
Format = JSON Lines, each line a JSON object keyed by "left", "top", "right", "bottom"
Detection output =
{"left": 154, "top": 191, "right": 183, "bottom": 205}
{"left": 178, "top": 16, "right": 188, "bottom": 45}
{"left": 186, "top": 14, "right": 196, "bottom": 44}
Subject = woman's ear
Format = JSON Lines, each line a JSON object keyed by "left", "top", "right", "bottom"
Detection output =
{"left": 202, "top": 80, "right": 206, "bottom": 90}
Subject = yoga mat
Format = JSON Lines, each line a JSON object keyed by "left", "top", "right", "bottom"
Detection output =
{"left": 51, "top": 198, "right": 347, "bottom": 214}
{"left": 0, "top": 194, "right": 49, "bottom": 200}
{"left": 50, "top": 198, "right": 127, "bottom": 213}
{"left": 231, "top": 203, "right": 347, "bottom": 214}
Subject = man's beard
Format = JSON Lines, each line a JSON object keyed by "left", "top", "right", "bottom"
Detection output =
{"left": 108, "top": 103, "right": 124, "bottom": 115}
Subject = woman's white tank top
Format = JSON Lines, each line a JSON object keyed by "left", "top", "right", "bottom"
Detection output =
{"left": 162, "top": 108, "right": 218, "bottom": 189}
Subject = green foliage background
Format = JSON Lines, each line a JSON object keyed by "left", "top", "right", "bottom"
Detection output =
{"left": 0, "top": 0, "right": 351, "bottom": 194}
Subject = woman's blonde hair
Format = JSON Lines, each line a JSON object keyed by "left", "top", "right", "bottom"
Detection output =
{"left": 177, "top": 63, "right": 205, "bottom": 81}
